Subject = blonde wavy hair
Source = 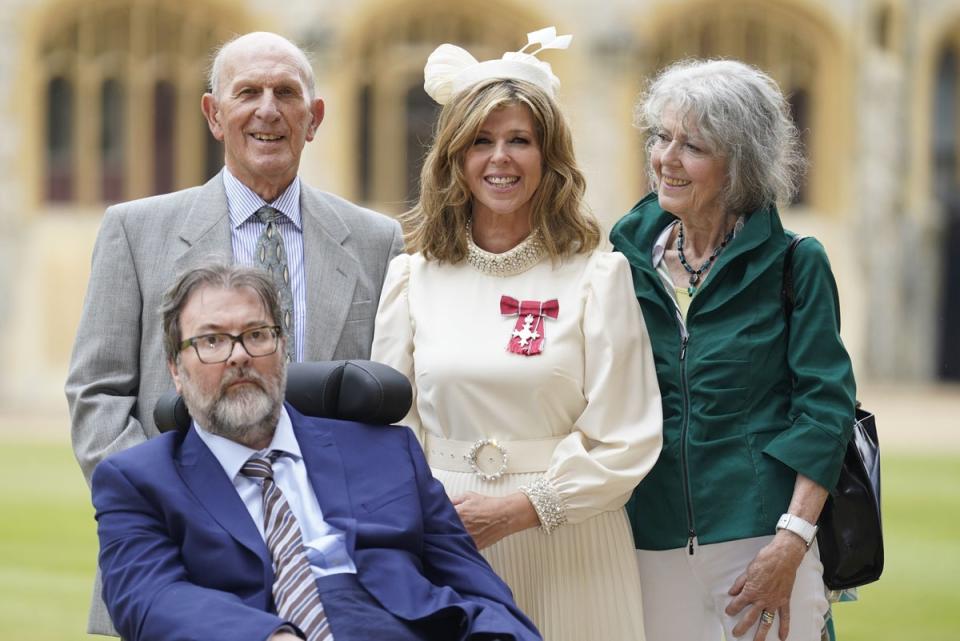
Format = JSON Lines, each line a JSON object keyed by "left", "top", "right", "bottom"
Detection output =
{"left": 402, "top": 78, "right": 599, "bottom": 262}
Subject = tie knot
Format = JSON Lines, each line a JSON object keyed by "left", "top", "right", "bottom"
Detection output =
{"left": 255, "top": 206, "right": 282, "bottom": 225}
{"left": 240, "top": 451, "right": 281, "bottom": 480}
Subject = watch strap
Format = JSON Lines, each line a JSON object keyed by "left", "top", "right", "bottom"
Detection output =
{"left": 776, "top": 513, "right": 818, "bottom": 547}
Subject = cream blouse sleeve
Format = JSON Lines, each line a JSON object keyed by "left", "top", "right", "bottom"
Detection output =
{"left": 522, "top": 252, "right": 663, "bottom": 531}
{"left": 371, "top": 253, "right": 424, "bottom": 441}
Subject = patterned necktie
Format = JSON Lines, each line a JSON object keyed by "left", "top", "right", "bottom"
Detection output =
{"left": 241, "top": 452, "right": 333, "bottom": 641}
{"left": 255, "top": 206, "right": 295, "bottom": 361}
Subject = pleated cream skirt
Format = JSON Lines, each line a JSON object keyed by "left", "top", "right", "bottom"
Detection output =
{"left": 435, "top": 468, "right": 646, "bottom": 641}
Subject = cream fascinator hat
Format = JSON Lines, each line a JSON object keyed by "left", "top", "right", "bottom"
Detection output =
{"left": 424, "top": 26, "right": 573, "bottom": 105}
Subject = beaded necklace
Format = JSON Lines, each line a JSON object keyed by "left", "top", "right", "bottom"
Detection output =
{"left": 465, "top": 221, "right": 546, "bottom": 277}
{"left": 676, "top": 222, "right": 735, "bottom": 295}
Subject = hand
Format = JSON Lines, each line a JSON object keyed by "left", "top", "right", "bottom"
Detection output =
{"left": 451, "top": 491, "right": 539, "bottom": 549}
{"left": 724, "top": 531, "right": 808, "bottom": 641}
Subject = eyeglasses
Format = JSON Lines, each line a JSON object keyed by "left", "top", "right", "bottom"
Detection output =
{"left": 179, "top": 325, "right": 282, "bottom": 364}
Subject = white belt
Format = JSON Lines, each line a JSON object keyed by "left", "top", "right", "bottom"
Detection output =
{"left": 424, "top": 434, "right": 564, "bottom": 481}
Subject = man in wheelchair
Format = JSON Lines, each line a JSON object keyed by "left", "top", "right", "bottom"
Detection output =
{"left": 91, "top": 262, "right": 539, "bottom": 641}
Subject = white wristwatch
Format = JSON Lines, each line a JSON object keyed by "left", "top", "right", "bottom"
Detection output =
{"left": 776, "top": 513, "right": 818, "bottom": 548}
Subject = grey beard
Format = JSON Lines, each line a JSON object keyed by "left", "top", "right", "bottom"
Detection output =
{"left": 181, "top": 365, "right": 286, "bottom": 449}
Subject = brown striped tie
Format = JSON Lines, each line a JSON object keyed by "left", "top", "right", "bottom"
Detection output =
{"left": 241, "top": 452, "right": 333, "bottom": 640}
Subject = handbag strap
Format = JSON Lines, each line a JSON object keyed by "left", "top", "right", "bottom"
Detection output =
{"left": 783, "top": 235, "right": 862, "bottom": 413}
{"left": 781, "top": 234, "right": 807, "bottom": 325}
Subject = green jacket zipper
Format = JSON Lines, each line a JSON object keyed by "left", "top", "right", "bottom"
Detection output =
{"left": 678, "top": 328, "right": 696, "bottom": 555}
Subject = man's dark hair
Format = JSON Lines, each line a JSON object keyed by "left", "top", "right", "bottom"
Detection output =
{"left": 160, "top": 262, "right": 282, "bottom": 363}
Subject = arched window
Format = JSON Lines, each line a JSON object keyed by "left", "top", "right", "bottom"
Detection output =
{"left": 933, "top": 45, "right": 960, "bottom": 380}
{"left": 204, "top": 132, "right": 224, "bottom": 183}
{"left": 153, "top": 81, "right": 177, "bottom": 195}
{"left": 357, "top": 84, "right": 374, "bottom": 202}
{"left": 933, "top": 48, "right": 958, "bottom": 199}
{"left": 405, "top": 85, "right": 440, "bottom": 204}
{"left": 45, "top": 76, "right": 74, "bottom": 202}
{"left": 348, "top": 9, "right": 527, "bottom": 212}
{"left": 37, "top": 1, "right": 242, "bottom": 206}
{"left": 874, "top": 5, "right": 893, "bottom": 51}
{"left": 645, "top": 3, "right": 837, "bottom": 211}
{"left": 100, "top": 79, "right": 125, "bottom": 203}
{"left": 789, "top": 88, "right": 810, "bottom": 205}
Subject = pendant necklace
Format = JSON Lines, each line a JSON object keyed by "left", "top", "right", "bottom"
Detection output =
{"left": 677, "top": 222, "right": 735, "bottom": 296}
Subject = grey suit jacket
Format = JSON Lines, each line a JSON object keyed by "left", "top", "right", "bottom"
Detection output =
{"left": 65, "top": 172, "right": 402, "bottom": 635}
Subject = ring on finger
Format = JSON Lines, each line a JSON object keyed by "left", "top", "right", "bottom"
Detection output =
{"left": 760, "top": 610, "right": 775, "bottom": 625}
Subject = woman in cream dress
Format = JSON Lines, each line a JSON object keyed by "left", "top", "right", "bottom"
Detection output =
{"left": 372, "top": 29, "right": 663, "bottom": 641}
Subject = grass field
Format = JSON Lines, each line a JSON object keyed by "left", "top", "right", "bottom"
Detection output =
{"left": 1, "top": 439, "right": 957, "bottom": 639}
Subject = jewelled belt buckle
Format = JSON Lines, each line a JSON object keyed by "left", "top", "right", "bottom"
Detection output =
{"left": 465, "top": 439, "right": 509, "bottom": 481}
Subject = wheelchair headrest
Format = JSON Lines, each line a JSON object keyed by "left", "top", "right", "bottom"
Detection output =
{"left": 154, "top": 360, "right": 412, "bottom": 432}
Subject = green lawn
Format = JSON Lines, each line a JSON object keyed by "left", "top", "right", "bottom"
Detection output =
{"left": 0, "top": 440, "right": 97, "bottom": 639}
{"left": 831, "top": 456, "right": 960, "bottom": 641}
{"left": 1, "top": 439, "right": 957, "bottom": 639}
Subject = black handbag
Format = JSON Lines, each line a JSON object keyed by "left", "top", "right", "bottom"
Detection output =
{"left": 783, "top": 235, "right": 884, "bottom": 590}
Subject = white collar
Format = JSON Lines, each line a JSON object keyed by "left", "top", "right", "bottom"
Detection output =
{"left": 194, "top": 405, "right": 301, "bottom": 481}
{"left": 222, "top": 168, "right": 303, "bottom": 231}
{"left": 651, "top": 220, "right": 679, "bottom": 266}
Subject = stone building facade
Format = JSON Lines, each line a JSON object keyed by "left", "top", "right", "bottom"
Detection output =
{"left": 2, "top": 0, "right": 959, "bottom": 410}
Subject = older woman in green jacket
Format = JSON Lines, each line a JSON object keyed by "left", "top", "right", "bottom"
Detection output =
{"left": 610, "top": 59, "right": 855, "bottom": 641}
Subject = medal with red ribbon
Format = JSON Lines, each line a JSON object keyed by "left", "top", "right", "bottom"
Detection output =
{"left": 500, "top": 295, "right": 559, "bottom": 356}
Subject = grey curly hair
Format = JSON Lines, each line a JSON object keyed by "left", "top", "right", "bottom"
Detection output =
{"left": 635, "top": 58, "right": 806, "bottom": 213}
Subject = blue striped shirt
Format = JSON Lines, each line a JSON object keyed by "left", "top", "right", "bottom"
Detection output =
{"left": 223, "top": 169, "right": 307, "bottom": 362}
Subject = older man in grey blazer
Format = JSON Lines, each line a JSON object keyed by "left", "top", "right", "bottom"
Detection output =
{"left": 66, "top": 31, "right": 403, "bottom": 636}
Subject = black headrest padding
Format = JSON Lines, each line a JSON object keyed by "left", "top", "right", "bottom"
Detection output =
{"left": 153, "top": 392, "right": 192, "bottom": 433}
{"left": 286, "top": 360, "right": 412, "bottom": 424}
{"left": 153, "top": 360, "right": 412, "bottom": 433}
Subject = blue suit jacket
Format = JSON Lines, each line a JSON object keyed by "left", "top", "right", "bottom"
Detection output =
{"left": 91, "top": 404, "right": 540, "bottom": 641}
